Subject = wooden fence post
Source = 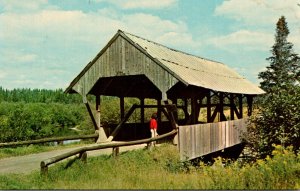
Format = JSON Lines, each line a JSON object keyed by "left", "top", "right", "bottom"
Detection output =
{"left": 112, "top": 147, "right": 119, "bottom": 157}
{"left": 57, "top": 141, "right": 64, "bottom": 145}
{"left": 40, "top": 161, "right": 48, "bottom": 176}
{"left": 79, "top": 152, "right": 87, "bottom": 163}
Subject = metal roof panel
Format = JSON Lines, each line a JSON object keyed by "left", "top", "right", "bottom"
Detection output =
{"left": 123, "top": 31, "right": 264, "bottom": 95}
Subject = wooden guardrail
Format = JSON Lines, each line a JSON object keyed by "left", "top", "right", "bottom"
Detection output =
{"left": 0, "top": 134, "right": 98, "bottom": 148}
{"left": 40, "top": 129, "right": 178, "bottom": 175}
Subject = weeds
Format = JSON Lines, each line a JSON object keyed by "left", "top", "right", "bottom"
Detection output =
{"left": 0, "top": 144, "right": 299, "bottom": 189}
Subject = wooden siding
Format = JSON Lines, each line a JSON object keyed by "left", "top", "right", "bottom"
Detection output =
{"left": 179, "top": 118, "right": 246, "bottom": 160}
{"left": 72, "top": 35, "right": 179, "bottom": 96}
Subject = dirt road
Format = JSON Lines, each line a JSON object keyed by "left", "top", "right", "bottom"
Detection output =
{"left": 0, "top": 143, "right": 147, "bottom": 175}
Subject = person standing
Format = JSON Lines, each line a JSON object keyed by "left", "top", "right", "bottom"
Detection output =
{"left": 149, "top": 113, "right": 158, "bottom": 147}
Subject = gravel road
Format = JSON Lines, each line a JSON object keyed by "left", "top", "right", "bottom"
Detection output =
{"left": 0, "top": 143, "right": 147, "bottom": 175}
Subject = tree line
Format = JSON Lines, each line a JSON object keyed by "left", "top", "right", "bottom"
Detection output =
{"left": 0, "top": 88, "right": 95, "bottom": 142}
{"left": 0, "top": 102, "right": 93, "bottom": 142}
{"left": 0, "top": 87, "right": 141, "bottom": 142}
{"left": 0, "top": 87, "right": 82, "bottom": 104}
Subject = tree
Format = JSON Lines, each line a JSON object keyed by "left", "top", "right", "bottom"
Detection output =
{"left": 259, "top": 16, "right": 300, "bottom": 91}
{"left": 248, "top": 16, "right": 300, "bottom": 157}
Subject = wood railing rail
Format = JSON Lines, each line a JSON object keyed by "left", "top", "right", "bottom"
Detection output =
{"left": 40, "top": 129, "right": 178, "bottom": 175}
{"left": 0, "top": 134, "right": 98, "bottom": 148}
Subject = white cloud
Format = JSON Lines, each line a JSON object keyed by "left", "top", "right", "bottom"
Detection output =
{"left": 215, "top": 0, "right": 300, "bottom": 25}
{"left": 156, "top": 31, "right": 199, "bottom": 50}
{"left": 95, "top": 0, "right": 178, "bottom": 9}
{"left": 0, "top": 2, "right": 197, "bottom": 89}
{"left": 16, "top": 53, "right": 38, "bottom": 63}
{"left": 0, "top": 71, "right": 7, "bottom": 79}
{"left": 213, "top": 0, "right": 300, "bottom": 53}
{"left": 208, "top": 30, "right": 273, "bottom": 51}
{"left": 1, "top": 50, "right": 38, "bottom": 65}
{"left": 0, "top": 9, "right": 194, "bottom": 50}
{"left": 0, "top": 0, "right": 50, "bottom": 13}
{"left": 117, "top": 13, "right": 199, "bottom": 51}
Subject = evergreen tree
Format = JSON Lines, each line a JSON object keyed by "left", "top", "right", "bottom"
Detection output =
{"left": 248, "top": 16, "right": 300, "bottom": 157}
{"left": 259, "top": 16, "right": 300, "bottom": 91}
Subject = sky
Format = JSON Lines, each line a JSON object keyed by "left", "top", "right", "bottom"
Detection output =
{"left": 0, "top": 0, "right": 300, "bottom": 90}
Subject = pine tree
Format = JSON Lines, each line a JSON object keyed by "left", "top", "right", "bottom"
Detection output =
{"left": 248, "top": 16, "right": 300, "bottom": 157}
{"left": 259, "top": 16, "right": 300, "bottom": 91}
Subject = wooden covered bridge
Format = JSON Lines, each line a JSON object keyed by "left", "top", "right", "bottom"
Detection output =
{"left": 65, "top": 30, "right": 264, "bottom": 161}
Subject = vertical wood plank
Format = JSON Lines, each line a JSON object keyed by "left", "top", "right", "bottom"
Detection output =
{"left": 96, "top": 95, "right": 101, "bottom": 128}
{"left": 207, "top": 92, "right": 211, "bottom": 123}
{"left": 230, "top": 94, "right": 235, "bottom": 120}
{"left": 239, "top": 94, "right": 243, "bottom": 119}
{"left": 140, "top": 98, "right": 145, "bottom": 124}
{"left": 157, "top": 99, "right": 162, "bottom": 128}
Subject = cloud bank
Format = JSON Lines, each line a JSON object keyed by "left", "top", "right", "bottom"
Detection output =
{"left": 0, "top": 0, "right": 299, "bottom": 89}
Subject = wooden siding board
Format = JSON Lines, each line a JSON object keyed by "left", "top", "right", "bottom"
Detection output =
{"left": 193, "top": 125, "right": 197, "bottom": 158}
{"left": 200, "top": 125, "right": 204, "bottom": 156}
{"left": 203, "top": 123, "right": 209, "bottom": 155}
{"left": 183, "top": 126, "right": 187, "bottom": 159}
{"left": 195, "top": 125, "right": 200, "bottom": 157}
{"left": 210, "top": 123, "right": 213, "bottom": 153}
{"left": 179, "top": 119, "right": 246, "bottom": 161}
{"left": 221, "top": 122, "right": 225, "bottom": 149}
{"left": 179, "top": 126, "right": 183, "bottom": 160}
{"left": 187, "top": 126, "right": 191, "bottom": 158}
{"left": 70, "top": 35, "right": 179, "bottom": 96}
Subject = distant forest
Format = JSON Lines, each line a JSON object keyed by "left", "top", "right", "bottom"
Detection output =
{"left": 0, "top": 87, "right": 130, "bottom": 142}
{"left": 0, "top": 87, "right": 92, "bottom": 142}
{"left": 0, "top": 87, "right": 82, "bottom": 104}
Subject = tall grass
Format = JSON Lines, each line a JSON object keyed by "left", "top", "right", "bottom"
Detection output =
{"left": 0, "top": 144, "right": 299, "bottom": 189}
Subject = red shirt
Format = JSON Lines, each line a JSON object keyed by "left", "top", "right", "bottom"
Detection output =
{"left": 150, "top": 119, "right": 157, "bottom": 129}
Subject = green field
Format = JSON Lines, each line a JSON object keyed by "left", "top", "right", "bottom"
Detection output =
{"left": 0, "top": 144, "right": 299, "bottom": 189}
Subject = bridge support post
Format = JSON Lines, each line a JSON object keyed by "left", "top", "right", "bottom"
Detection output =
{"left": 238, "top": 94, "right": 243, "bottom": 119}
{"left": 163, "top": 101, "right": 179, "bottom": 145}
{"left": 246, "top": 95, "right": 253, "bottom": 116}
{"left": 120, "top": 96, "right": 125, "bottom": 120}
{"left": 94, "top": 95, "right": 108, "bottom": 143}
{"left": 219, "top": 92, "right": 227, "bottom": 121}
{"left": 191, "top": 97, "right": 197, "bottom": 124}
{"left": 140, "top": 98, "right": 145, "bottom": 124}
{"left": 157, "top": 99, "right": 162, "bottom": 129}
{"left": 207, "top": 92, "right": 212, "bottom": 123}
{"left": 230, "top": 94, "right": 235, "bottom": 120}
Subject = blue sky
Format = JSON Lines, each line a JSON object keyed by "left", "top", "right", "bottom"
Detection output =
{"left": 0, "top": 0, "right": 300, "bottom": 90}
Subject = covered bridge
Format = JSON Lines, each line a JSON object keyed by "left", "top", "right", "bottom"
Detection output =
{"left": 65, "top": 30, "right": 264, "bottom": 160}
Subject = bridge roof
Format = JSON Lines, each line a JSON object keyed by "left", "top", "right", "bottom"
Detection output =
{"left": 65, "top": 30, "right": 264, "bottom": 96}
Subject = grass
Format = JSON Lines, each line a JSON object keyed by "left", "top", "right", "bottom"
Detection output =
{"left": 0, "top": 144, "right": 299, "bottom": 189}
